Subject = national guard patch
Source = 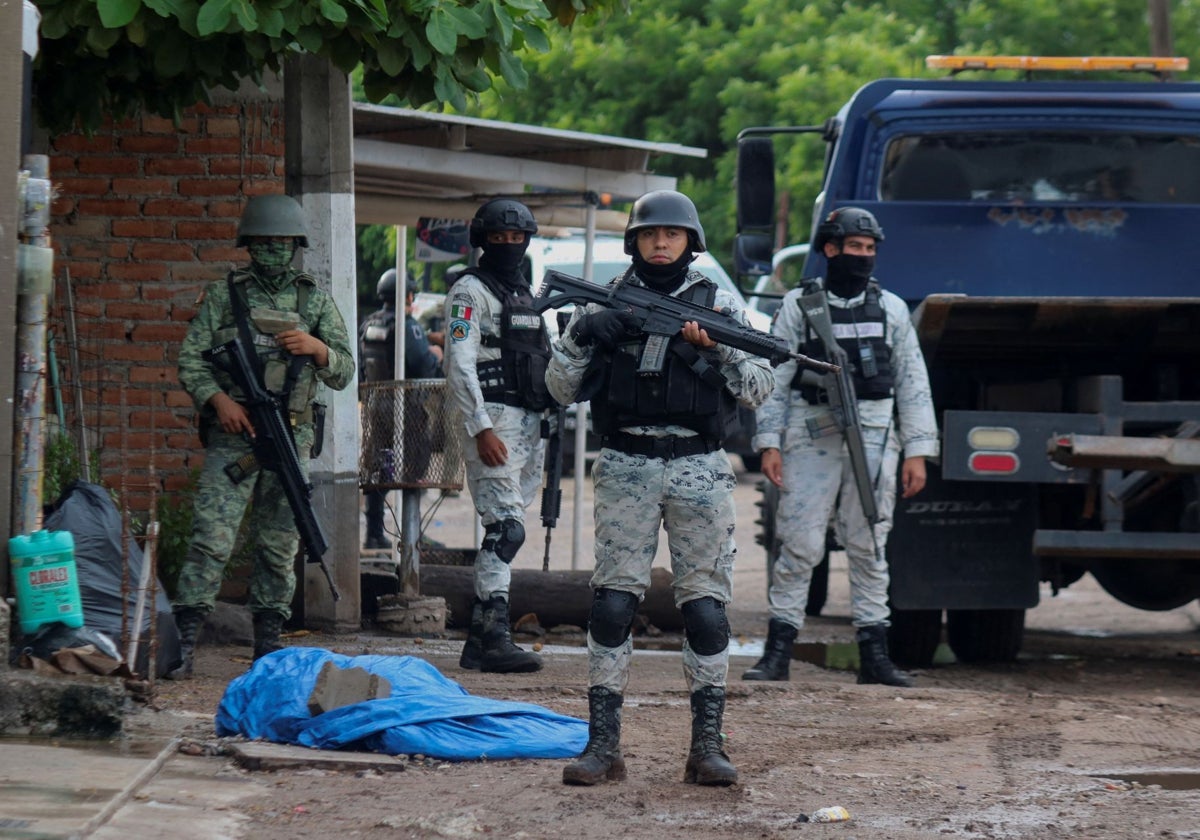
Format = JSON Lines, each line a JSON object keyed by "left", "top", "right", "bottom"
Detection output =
{"left": 450, "top": 319, "right": 471, "bottom": 342}
{"left": 450, "top": 302, "right": 472, "bottom": 321}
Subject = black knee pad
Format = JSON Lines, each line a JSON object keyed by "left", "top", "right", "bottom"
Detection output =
{"left": 681, "top": 596, "right": 730, "bottom": 656}
{"left": 481, "top": 518, "right": 525, "bottom": 563}
{"left": 588, "top": 588, "right": 640, "bottom": 648}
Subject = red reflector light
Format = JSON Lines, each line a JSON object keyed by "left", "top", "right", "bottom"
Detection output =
{"left": 969, "top": 452, "right": 1020, "bottom": 475}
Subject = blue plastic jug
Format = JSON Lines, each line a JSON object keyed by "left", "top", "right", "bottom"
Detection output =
{"left": 9, "top": 530, "right": 84, "bottom": 635}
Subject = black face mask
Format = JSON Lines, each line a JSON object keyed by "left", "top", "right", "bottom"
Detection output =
{"left": 825, "top": 253, "right": 875, "bottom": 298}
{"left": 632, "top": 251, "right": 693, "bottom": 293}
{"left": 479, "top": 242, "right": 529, "bottom": 285}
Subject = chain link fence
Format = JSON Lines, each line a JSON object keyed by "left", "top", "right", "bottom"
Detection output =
{"left": 359, "top": 380, "right": 463, "bottom": 492}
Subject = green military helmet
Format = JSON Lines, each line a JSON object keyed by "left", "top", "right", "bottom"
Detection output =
{"left": 237, "top": 194, "right": 310, "bottom": 248}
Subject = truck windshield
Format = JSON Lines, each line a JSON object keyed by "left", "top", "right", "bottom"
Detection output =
{"left": 881, "top": 132, "right": 1200, "bottom": 204}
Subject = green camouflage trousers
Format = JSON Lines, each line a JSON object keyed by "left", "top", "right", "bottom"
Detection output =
{"left": 172, "top": 424, "right": 314, "bottom": 618}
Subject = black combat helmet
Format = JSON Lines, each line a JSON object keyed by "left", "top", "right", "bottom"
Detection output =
{"left": 237, "top": 194, "right": 309, "bottom": 247}
{"left": 623, "top": 190, "right": 707, "bottom": 255}
{"left": 813, "top": 207, "right": 885, "bottom": 251}
{"left": 469, "top": 198, "right": 538, "bottom": 248}
{"left": 376, "top": 268, "right": 397, "bottom": 303}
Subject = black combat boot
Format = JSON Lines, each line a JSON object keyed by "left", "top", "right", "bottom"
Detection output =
{"left": 684, "top": 686, "right": 738, "bottom": 786}
{"left": 742, "top": 618, "right": 798, "bottom": 681}
{"left": 856, "top": 623, "right": 914, "bottom": 687}
{"left": 165, "top": 607, "right": 205, "bottom": 680}
{"left": 562, "top": 687, "right": 626, "bottom": 785}
{"left": 480, "top": 596, "right": 543, "bottom": 673}
{"left": 252, "top": 611, "right": 287, "bottom": 661}
{"left": 458, "top": 597, "right": 485, "bottom": 670}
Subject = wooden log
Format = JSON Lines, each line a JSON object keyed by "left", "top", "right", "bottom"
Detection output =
{"left": 419, "top": 565, "right": 684, "bottom": 631}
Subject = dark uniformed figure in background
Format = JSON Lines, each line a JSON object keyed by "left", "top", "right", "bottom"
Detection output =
{"left": 170, "top": 194, "right": 355, "bottom": 678}
{"left": 359, "top": 269, "right": 443, "bottom": 549}
{"left": 743, "top": 207, "right": 938, "bottom": 687}
{"left": 443, "top": 198, "right": 550, "bottom": 674}
{"left": 546, "top": 190, "right": 774, "bottom": 787}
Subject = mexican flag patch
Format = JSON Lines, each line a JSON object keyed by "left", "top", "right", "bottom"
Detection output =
{"left": 450, "top": 303, "right": 472, "bottom": 320}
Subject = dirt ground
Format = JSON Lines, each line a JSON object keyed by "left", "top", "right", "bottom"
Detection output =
{"left": 144, "top": 467, "right": 1200, "bottom": 840}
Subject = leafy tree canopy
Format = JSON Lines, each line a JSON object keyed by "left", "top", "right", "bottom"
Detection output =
{"left": 32, "top": 0, "right": 626, "bottom": 133}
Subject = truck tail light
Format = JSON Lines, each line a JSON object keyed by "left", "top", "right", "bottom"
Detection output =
{"left": 968, "top": 451, "right": 1020, "bottom": 475}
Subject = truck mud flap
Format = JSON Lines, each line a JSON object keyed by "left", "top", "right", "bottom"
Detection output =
{"left": 889, "top": 461, "right": 1039, "bottom": 610}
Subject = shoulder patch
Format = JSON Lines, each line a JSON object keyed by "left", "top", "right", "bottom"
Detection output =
{"left": 449, "top": 319, "right": 471, "bottom": 342}
{"left": 449, "top": 301, "right": 473, "bottom": 321}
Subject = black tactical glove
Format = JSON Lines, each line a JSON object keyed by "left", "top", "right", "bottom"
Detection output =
{"left": 570, "top": 308, "right": 639, "bottom": 349}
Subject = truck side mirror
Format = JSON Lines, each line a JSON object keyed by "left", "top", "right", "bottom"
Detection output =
{"left": 733, "top": 233, "right": 774, "bottom": 277}
{"left": 736, "top": 137, "right": 777, "bottom": 234}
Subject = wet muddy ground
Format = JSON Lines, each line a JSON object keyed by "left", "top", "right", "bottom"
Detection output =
{"left": 139, "top": 466, "right": 1200, "bottom": 839}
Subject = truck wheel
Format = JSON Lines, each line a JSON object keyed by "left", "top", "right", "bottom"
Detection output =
{"left": 756, "top": 480, "right": 830, "bottom": 614}
{"left": 887, "top": 609, "right": 942, "bottom": 669}
{"left": 740, "top": 452, "right": 762, "bottom": 473}
{"left": 946, "top": 609, "right": 1025, "bottom": 663}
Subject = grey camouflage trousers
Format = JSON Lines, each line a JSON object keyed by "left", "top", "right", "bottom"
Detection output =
{"left": 769, "top": 421, "right": 901, "bottom": 629}
{"left": 172, "top": 424, "right": 314, "bottom": 619}
{"left": 587, "top": 447, "right": 736, "bottom": 693}
{"left": 461, "top": 404, "right": 544, "bottom": 601}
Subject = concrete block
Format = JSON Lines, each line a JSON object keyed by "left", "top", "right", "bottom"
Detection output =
{"left": 307, "top": 660, "right": 391, "bottom": 716}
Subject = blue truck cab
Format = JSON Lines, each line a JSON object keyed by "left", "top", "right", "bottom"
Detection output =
{"left": 735, "top": 57, "right": 1200, "bottom": 666}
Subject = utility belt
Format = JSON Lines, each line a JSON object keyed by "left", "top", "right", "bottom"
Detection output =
{"left": 601, "top": 432, "right": 722, "bottom": 461}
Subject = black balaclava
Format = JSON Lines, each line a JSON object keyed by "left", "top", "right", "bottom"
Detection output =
{"left": 479, "top": 240, "right": 529, "bottom": 288}
{"left": 825, "top": 249, "right": 875, "bottom": 299}
{"left": 632, "top": 250, "right": 694, "bottom": 294}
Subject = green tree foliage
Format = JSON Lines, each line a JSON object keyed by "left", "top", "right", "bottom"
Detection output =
{"left": 32, "top": 0, "right": 627, "bottom": 133}
{"left": 466, "top": 0, "right": 1200, "bottom": 268}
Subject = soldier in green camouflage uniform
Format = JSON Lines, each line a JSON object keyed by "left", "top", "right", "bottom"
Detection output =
{"left": 168, "top": 194, "right": 354, "bottom": 679}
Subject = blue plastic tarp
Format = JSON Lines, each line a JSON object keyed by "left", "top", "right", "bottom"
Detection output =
{"left": 215, "top": 647, "right": 588, "bottom": 761}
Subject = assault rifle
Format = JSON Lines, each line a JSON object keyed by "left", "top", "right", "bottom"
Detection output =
{"left": 531, "top": 269, "right": 840, "bottom": 374}
{"left": 539, "top": 402, "right": 567, "bottom": 572}
{"left": 795, "top": 291, "right": 880, "bottom": 529}
{"left": 202, "top": 337, "right": 341, "bottom": 601}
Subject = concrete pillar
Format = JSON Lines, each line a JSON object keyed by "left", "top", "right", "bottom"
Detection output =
{"left": 2, "top": 0, "right": 30, "bottom": 606}
{"left": 284, "top": 54, "right": 361, "bottom": 631}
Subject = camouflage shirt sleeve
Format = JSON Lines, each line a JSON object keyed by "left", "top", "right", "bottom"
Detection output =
{"left": 443, "top": 277, "right": 501, "bottom": 437}
{"left": 177, "top": 279, "right": 230, "bottom": 411}
{"left": 881, "top": 289, "right": 940, "bottom": 460}
{"left": 751, "top": 288, "right": 805, "bottom": 452}
{"left": 309, "top": 287, "right": 355, "bottom": 391}
{"left": 710, "top": 285, "right": 775, "bottom": 410}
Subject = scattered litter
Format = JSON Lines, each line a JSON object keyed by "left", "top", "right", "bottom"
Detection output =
{"left": 809, "top": 805, "right": 851, "bottom": 823}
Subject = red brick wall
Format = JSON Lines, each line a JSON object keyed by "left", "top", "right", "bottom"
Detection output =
{"left": 47, "top": 100, "right": 285, "bottom": 512}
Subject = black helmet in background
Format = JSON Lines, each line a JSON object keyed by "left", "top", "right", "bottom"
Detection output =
{"left": 813, "top": 207, "right": 885, "bottom": 251}
{"left": 376, "top": 268, "right": 397, "bottom": 303}
{"left": 623, "top": 190, "right": 707, "bottom": 255}
{"left": 469, "top": 198, "right": 538, "bottom": 248}
{"left": 237, "top": 194, "right": 309, "bottom": 247}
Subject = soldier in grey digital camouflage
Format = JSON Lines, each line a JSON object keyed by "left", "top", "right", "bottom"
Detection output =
{"left": 547, "top": 190, "right": 774, "bottom": 788}
{"left": 443, "top": 198, "right": 550, "bottom": 675}
{"left": 742, "top": 207, "right": 939, "bottom": 687}
{"left": 168, "top": 194, "right": 354, "bottom": 679}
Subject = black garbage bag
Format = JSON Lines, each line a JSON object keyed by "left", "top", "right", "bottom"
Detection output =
{"left": 43, "top": 481, "right": 181, "bottom": 677}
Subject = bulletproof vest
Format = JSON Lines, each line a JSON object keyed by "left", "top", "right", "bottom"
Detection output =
{"left": 792, "top": 279, "right": 894, "bottom": 401}
{"left": 359, "top": 307, "right": 396, "bottom": 383}
{"left": 213, "top": 268, "right": 318, "bottom": 419}
{"left": 462, "top": 268, "right": 553, "bottom": 412}
{"left": 591, "top": 276, "right": 740, "bottom": 442}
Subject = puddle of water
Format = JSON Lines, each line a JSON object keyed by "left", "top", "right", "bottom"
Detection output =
{"left": 0, "top": 734, "right": 167, "bottom": 759}
{"left": 1104, "top": 771, "right": 1200, "bottom": 790}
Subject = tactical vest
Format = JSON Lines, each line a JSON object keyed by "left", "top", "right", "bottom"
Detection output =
{"left": 791, "top": 279, "right": 894, "bottom": 401}
{"left": 461, "top": 268, "right": 553, "bottom": 412}
{"left": 359, "top": 307, "right": 396, "bottom": 383}
{"left": 212, "top": 268, "right": 319, "bottom": 420}
{"left": 591, "top": 276, "right": 740, "bottom": 442}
